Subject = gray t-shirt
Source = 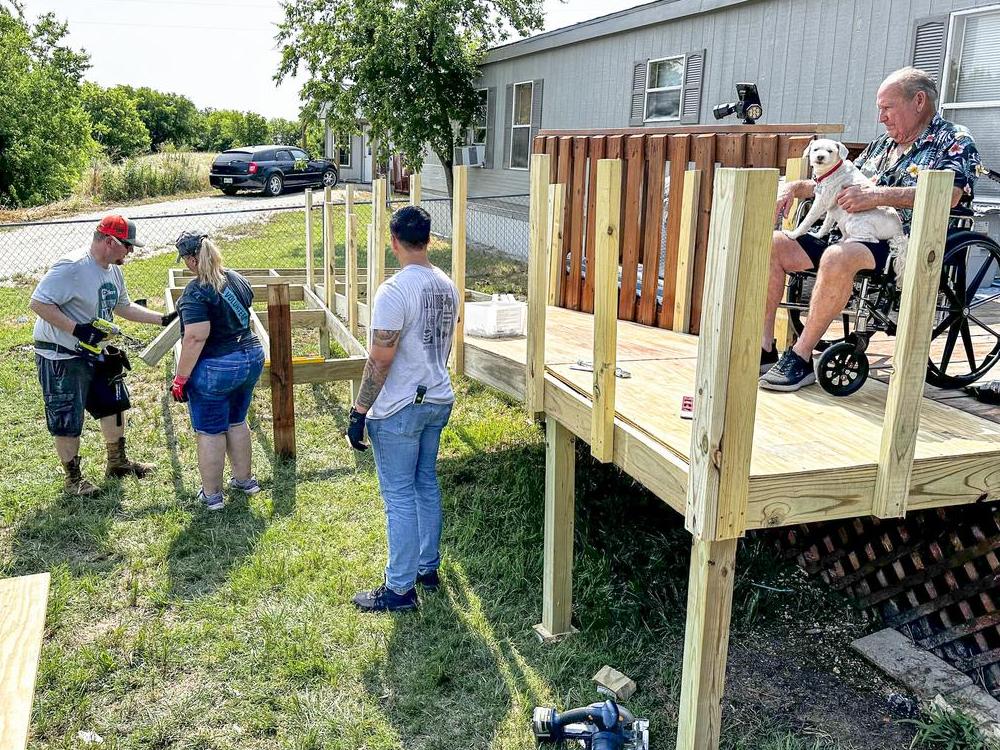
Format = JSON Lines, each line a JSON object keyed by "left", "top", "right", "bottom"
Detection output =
{"left": 367, "top": 264, "right": 459, "bottom": 420}
{"left": 31, "top": 248, "right": 130, "bottom": 360}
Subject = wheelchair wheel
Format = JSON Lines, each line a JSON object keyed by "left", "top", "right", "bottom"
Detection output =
{"left": 817, "top": 341, "right": 869, "bottom": 397}
{"left": 925, "top": 232, "right": 1000, "bottom": 389}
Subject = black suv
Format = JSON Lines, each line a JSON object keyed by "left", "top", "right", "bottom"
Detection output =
{"left": 210, "top": 145, "right": 339, "bottom": 196}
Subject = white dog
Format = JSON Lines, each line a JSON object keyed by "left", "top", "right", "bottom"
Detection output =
{"left": 785, "top": 139, "right": 906, "bottom": 270}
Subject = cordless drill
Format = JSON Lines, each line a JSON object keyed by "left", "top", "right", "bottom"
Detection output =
{"left": 75, "top": 318, "right": 121, "bottom": 357}
{"left": 532, "top": 692, "right": 649, "bottom": 750}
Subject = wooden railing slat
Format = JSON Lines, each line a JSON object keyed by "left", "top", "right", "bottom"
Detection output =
{"left": 716, "top": 133, "right": 746, "bottom": 167}
{"left": 637, "top": 134, "right": 667, "bottom": 326}
{"left": 566, "top": 136, "right": 589, "bottom": 310}
{"left": 689, "top": 134, "right": 716, "bottom": 334}
{"left": 659, "top": 134, "right": 690, "bottom": 328}
{"left": 557, "top": 137, "right": 574, "bottom": 307}
{"left": 618, "top": 135, "right": 646, "bottom": 320}
{"left": 748, "top": 133, "right": 779, "bottom": 168}
{"left": 545, "top": 136, "right": 559, "bottom": 183}
{"left": 582, "top": 136, "right": 606, "bottom": 313}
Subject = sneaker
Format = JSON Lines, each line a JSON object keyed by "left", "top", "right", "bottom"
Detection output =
{"left": 352, "top": 584, "right": 418, "bottom": 612}
{"left": 760, "top": 341, "right": 779, "bottom": 374}
{"left": 759, "top": 349, "right": 816, "bottom": 392}
{"left": 416, "top": 570, "right": 440, "bottom": 591}
{"left": 198, "top": 488, "right": 225, "bottom": 511}
{"left": 229, "top": 476, "right": 261, "bottom": 495}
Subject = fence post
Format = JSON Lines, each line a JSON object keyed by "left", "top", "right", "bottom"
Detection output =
{"left": 410, "top": 173, "right": 421, "bottom": 206}
{"left": 872, "top": 170, "right": 953, "bottom": 519}
{"left": 591, "top": 159, "right": 622, "bottom": 463}
{"left": 268, "top": 283, "right": 295, "bottom": 459}
{"left": 370, "top": 178, "right": 387, "bottom": 299}
{"left": 323, "top": 200, "right": 334, "bottom": 312}
{"left": 450, "top": 165, "right": 468, "bottom": 376}
{"left": 527, "top": 154, "right": 551, "bottom": 418}
{"left": 304, "top": 188, "right": 314, "bottom": 292}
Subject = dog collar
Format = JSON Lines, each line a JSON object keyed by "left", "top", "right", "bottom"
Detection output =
{"left": 814, "top": 159, "right": 844, "bottom": 184}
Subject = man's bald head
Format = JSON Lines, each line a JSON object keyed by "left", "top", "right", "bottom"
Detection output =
{"left": 879, "top": 67, "right": 938, "bottom": 110}
{"left": 876, "top": 67, "right": 938, "bottom": 145}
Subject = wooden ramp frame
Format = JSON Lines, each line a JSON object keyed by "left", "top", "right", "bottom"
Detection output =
{"left": 462, "top": 142, "right": 998, "bottom": 750}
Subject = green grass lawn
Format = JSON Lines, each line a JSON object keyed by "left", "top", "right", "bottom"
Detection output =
{"left": 0, "top": 234, "right": 929, "bottom": 750}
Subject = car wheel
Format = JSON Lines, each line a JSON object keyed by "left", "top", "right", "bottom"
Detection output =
{"left": 221, "top": 187, "right": 238, "bottom": 196}
{"left": 321, "top": 169, "right": 339, "bottom": 189}
{"left": 263, "top": 173, "right": 284, "bottom": 197}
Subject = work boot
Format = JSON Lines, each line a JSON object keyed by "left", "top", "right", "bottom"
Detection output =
{"left": 105, "top": 437, "right": 154, "bottom": 479}
{"left": 62, "top": 456, "right": 100, "bottom": 496}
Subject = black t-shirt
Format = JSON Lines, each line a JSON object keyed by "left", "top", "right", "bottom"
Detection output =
{"left": 177, "top": 270, "right": 260, "bottom": 359}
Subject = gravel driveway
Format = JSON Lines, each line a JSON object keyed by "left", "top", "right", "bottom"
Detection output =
{"left": 0, "top": 188, "right": 350, "bottom": 278}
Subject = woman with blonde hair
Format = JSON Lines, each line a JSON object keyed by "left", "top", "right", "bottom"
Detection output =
{"left": 171, "top": 231, "right": 264, "bottom": 510}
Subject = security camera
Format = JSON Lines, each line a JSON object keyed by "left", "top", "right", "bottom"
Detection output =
{"left": 713, "top": 83, "right": 763, "bottom": 125}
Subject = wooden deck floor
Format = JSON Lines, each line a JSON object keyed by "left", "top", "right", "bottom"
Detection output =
{"left": 464, "top": 306, "right": 1000, "bottom": 530}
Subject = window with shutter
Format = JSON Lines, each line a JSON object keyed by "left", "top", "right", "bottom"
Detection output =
{"left": 643, "top": 55, "right": 684, "bottom": 122}
{"left": 912, "top": 16, "right": 947, "bottom": 84}
{"left": 630, "top": 60, "right": 648, "bottom": 126}
{"left": 508, "top": 80, "right": 533, "bottom": 170}
{"left": 941, "top": 8, "right": 1000, "bottom": 199}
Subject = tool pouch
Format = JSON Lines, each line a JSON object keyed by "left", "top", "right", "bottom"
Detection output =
{"left": 86, "top": 345, "right": 133, "bottom": 420}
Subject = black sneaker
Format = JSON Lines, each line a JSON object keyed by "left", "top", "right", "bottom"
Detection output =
{"left": 416, "top": 570, "right": 440, "bottom": 591}
{"left": 759, "top": 349, "right": 816, "bottom": 392}
{"left": 352, "top": 584, "right": 418, "bottom": 612}
{"left": 760, "top": 340, "right": 779, "bottom": 374}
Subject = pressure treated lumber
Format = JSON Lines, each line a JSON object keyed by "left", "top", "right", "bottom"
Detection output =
{"left": 410, "top": 173, "right": 421, "bottom": 205}
{"left": 873, "top": 170, "right": 953, "bottom": 518}
{"left": 591, "top": 159, "right": 622, "bottom": 462}
{"left": 258, "top": 356, "right": 366, "bottom": 388}
{"left": 267, "top": 284, "right": 295, "bottom": 458}
{"left": 686, "top": 168, "right": 778, "bottom": 541}
{"left": 676, "top": 538, "right": 738, "bottom": 750}
{"left": 305, "top": 188, "right": 314, "bottom": 290}
{"left": 139, "top": 318, "right": 181, "bottom": 366}
{"left": 346, "top": 211, "right": 359, "bottom": 337}
{"left": 526, "top": 154, "right": 551, "bottom": 418}
{"left": 302, "top": 286, "right": 367, "bottom": 359}
{"left": 535, "top": 416, "right": 576, "bottom": 641}
{"left": 249, "top": 308, "right": 271, "bottom": 359}
{"left": 371, "top": 178, "right": 387, "bottom": 295}
{"left": 0, "top": 572, "right": 50, "bottom": 750}
{"left": 451, "top": 165, "right": 469, "bottom": 376}
{"left": 323, "top": 200, "right": 335, "bottom": 311}
{"left": 672, "top": 170, "right": 702, "bottom": 334}
{"left": 547, "top": 183, "right": 566, "bottom": 306}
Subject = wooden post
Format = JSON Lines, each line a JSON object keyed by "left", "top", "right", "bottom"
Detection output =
{"left": 534, "top": 416, "right": 576, "bottom": 642}
{"left": 323, "top": 200, "right": 334, "bottom": 311}
{"left": 676, "top": 537, "right": 738, "bottom": 750}
{"left": 686, "top": 168, "right": 778, "bottom": 541}
{"left": 373, "top": 177, "right": 387, "bottom": 293}
{"left": 410, "top": 172, "right": 421, "bottom": 206}
{"left": 304, "top": 188, "right": 314, "bottom": 292}
{"left": 526, "top": 154, "right": 550, "bottom": 417}
{"left": 775, "top": 155, "right": 809, "bottom": 350}
{"left": 872, "top": 170, "right": 953, "bottom": 518}
{"left": 546, "top": 183, "right": 565, "bottom": 306}
{"left": 346, "top": 210, "right": 359, "bottom": 337}
{"left": 591, "top": 159, "right": 623, "bottom": 463}
{"left": 324, "top": 185, "right": 332, "bottom": 204}
{"left": 451, "top": 165, "right": 469, "bottom": 376}
{"left": 672, "top": 170, "right": 702, "bottom": 334}
{"left": 268, "top": 283, "right": 296, "bottom": 458}
{"left": 0, "top": 572, "right": 50, "bottom": 750}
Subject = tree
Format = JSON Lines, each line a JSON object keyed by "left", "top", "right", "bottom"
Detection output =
{"left": 81, "top": 82, "right": 151, "bottom": 160}
{"left": 126, "top": 87, "right": 201, "bottom": 150}
{"left": 0, "top": 9, "right": 95, "bottom": 206}
{"left": 241, "top": 111, "right": 269, "bottom": 146}
{"left": 268, "top": 116, "right": 300, "bottom": 145}
{"left": 198, "top": 109, "right": 245, "bottom": 152}
{"left": 276, "top": 0, "right": 543, "bottom": 195}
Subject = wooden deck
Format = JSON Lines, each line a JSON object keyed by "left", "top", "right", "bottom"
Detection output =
{"left": 464, "top": 306, "right": 1000, "bottom": 529}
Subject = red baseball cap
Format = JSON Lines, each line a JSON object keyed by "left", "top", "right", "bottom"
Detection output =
{"left": 96, "top": 215, "right": 144, "bottom": 247}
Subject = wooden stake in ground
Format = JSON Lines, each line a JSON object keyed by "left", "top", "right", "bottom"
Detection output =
{"left": 304, "top": 188, "right": 314, "bottom": 292}
{"left": 450, "top": 165, "right": 468, "bottom": 376}
{"left": 267, "top": 283, "right": 295, "bottom": 458}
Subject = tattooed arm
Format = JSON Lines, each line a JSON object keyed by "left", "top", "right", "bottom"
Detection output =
{"left": 353, "top": 328, "right": 401, "bottom": 414}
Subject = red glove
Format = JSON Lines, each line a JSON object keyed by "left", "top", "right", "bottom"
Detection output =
{"left": 171, "top": 374, "right": 190, "bottom": 403}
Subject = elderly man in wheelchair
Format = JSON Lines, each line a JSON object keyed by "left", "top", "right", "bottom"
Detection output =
{"left": 759, "top": 66, "right": 998, "bottom": 395}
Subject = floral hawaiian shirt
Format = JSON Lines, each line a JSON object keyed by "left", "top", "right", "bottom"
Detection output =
{"left": 854, "top": 113, "right": 983, "bottom": 230}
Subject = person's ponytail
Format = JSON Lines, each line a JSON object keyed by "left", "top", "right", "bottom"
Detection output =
{"left": 196, "top": 238, "right": 226, "bottom": 292}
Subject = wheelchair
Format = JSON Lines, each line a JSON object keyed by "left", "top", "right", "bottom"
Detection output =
{"left": 779, "top": 170, "right": 1000, "bottom": 397}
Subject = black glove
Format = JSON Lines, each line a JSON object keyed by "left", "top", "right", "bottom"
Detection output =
{"left": 133, "top": 298, "right": 148, "bottom": 308}
{"left": 162, "top": 311, "right": 178, "bottom": 327}
{"left": 73, "top": 322, "right": 108, "bottom": 348}
{"left": 345, "top": 408, "right": 368, "bottom": 451}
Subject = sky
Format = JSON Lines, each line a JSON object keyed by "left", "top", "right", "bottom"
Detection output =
{"left": 19, "top": 0, "right": 651, "bottom": 120}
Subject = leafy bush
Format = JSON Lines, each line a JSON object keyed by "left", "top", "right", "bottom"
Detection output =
{"left": 78, "top": 152, "right": 211, "bottom": 202}
{"left": 81, "top": 82, "right": 151, "bottom": 160}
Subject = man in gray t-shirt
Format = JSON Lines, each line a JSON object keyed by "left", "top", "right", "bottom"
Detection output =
{"left": 30, "top": 215, "right": 177, "bottom": 495}
{"left": 345, "top": 205, "right": 459, "bottom": 613}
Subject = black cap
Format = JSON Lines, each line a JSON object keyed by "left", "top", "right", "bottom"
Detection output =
{"left": 175, "top": 231, "right": 208, "bottom": 261}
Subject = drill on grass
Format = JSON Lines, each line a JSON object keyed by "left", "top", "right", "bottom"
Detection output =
{"left": 75, "top": 318, "right": 121, "bottom": 357}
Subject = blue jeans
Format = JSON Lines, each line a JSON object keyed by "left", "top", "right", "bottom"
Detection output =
{"left": 188, "top": 346, "right": 265, "bottom": 435}
{"left": 366, "top": 401, "right": 453, "bottom": 594}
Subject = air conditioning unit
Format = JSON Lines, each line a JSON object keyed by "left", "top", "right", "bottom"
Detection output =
{"left": 454, "top": 144, "right": 486, "bottom": 168}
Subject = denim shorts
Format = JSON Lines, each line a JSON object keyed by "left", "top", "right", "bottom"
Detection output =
{"left": 35, "top": 354, "right": 94, "bottom": 437}
{"left": 187, "top": 346, "right": 265, "bottom": 435}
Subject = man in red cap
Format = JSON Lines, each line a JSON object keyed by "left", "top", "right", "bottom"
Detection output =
{"left": 29, "top": 215, "right": 177, "bottom": 495}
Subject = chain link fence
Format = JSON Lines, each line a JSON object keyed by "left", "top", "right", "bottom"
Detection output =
{"left": 0, "top": 189, "right": 530, "bottom": 308}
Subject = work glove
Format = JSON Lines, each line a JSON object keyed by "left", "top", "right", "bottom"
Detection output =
{"left": 161, "top": 311, "right": 178, "bottom": 327}
{"left": 73, "top": 322, "right": 108, "bottom": 348}
{"left": 171, "top": 374, "right": 190, "bottom": 403}
{"left": 345, "top": 408, "right": 368, "bottom": 451}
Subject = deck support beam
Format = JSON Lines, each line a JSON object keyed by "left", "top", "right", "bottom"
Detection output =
{"left": 676, "top": 538, "right": 738, "bottom": 750}
{"left": 873, "top": 169, "right": 953, "bottom": 518}
{"left": 535, "top": 416, "right": 577, "bottom": 642}
{"left": 526, "top": 154, "right": 551, "bottom": 418}
{"left": 591, "top": 159, "right": 622, "bottom": 462}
